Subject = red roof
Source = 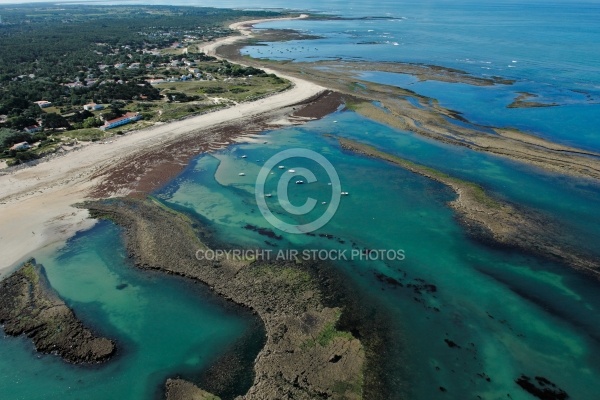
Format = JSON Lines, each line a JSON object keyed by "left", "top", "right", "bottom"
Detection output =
{"left": 105, "top": 112, "right": 139, "bottom": 125}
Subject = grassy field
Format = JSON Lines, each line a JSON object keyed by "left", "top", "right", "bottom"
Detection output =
{"left": 156, "top": 74, "right": 290, "bottom": 103}
{"left": 61, "top": 128, "right": 106, "bottom": 141}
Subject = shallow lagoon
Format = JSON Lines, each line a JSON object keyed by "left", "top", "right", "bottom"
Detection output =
{"left": 2, "top": 0, "right": 600, "bottom": 398}
{"left": 0, "top": 222, "right": 259, "bottom": 400}
{"left": 157, "top": 115, "right": 600, "bottom": 399}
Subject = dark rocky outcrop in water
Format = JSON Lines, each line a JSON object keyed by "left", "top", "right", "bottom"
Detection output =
{"left": 0, "top": 260, "right": 116, "bottom": 364}
{"left": 515, "top": 375, "right": 569, "bottom": 400}
{"left": 86, "top": 198, "right": 365, "bottom": 399}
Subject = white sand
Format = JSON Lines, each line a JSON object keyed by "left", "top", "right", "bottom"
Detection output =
{"left": 0, "top": 15, "right": 323, "bottom": 276}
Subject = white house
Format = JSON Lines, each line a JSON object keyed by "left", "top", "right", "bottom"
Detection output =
{"left": 34, "top": 100, "right": 52, "bottom": 108}
{"left": 83, "top": 103, "right": 104, "bottom": 111}
{"left": 24, "top": 125, "right": 41, "bottom": 133}
{"left": 10, "top": 142, "right": 31, "bottom": 151}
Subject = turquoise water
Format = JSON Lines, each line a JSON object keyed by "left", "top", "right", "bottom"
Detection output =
{"left": 237, "top": 0, "right": 600, "bottom": 153}
{"left": 0, "top": 221, "right": 259, "bottom": 400}
{"left": 156, "top": 121, "right": 600, "bottom": 399}
{"left": 3, "top": 1, "right": 600, "bottom": 399}
{"left": 357, "top": 71, "right": 600, "bottom": 151}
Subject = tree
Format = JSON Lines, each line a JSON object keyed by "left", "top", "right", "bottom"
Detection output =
{"left": 1, "top": 129, "right": 31, "bottom": 149}
{"left": 83, "top": 117, "right": 101, "bottom": 128}
{"left": 42, "top": 113, "right": 71, "bottom": 129}
{"left": 6, "top": 116, "right": 36, "bottom": 131}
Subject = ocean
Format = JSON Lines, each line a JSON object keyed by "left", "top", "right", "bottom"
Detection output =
{"left": 2, "top": 1, "right": 600, "bottom": 399}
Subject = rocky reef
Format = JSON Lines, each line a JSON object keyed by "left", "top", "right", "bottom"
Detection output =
{"left": 86, "top": 198, "right": 365, "bottom": 399}
{"left": 0, "top": 260, "right": 116, "bottom": 364}
{"left": 165, "top": 379, "right": 222, "bottom": 400}
{"left": 216, "top": 34, "right": 600, "bottom": 182}
{"left": 339, "top": 138, "right": 600, "bottom": 278}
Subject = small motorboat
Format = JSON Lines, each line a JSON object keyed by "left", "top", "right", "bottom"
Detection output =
{"left": 288, "top": 169, "right": 296, "bottom": 173}
{"left": 278, "top": 166, "right": 285, "bottom": 169}
{"left": 239, "top": 172, "right": 246, "bottom": 176}
{"left": 265, "top": 194, "right": 273, "bottom": 198}
{"left": 341, "top": 191, "right": 349, "bottom": 196}
{"left": 296, "top": 180, "right": 304, "bottom": 184}
{"left": 241, "top": 155, "right": 247, "bottom": 158}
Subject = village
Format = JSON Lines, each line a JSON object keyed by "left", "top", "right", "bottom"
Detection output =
{"left": 0, "top": 49, "right": 289, "bottom": 167}
{"left": 0, "top": 5, "right": 290, "bottom": 167}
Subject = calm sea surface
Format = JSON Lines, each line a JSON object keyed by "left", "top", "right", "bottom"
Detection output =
{"left": 2, "top": 1, "right": 600, "bottom": 399}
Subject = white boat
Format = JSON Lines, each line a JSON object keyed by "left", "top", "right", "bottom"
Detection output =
{"left": 241, "top": 155, "right": 247, "bottom": 158}
{"left": 239, "top": 172, "right": 245, "bottom": 176}
{"left": 341, "top": 191, "right": 349, "bottom": 196}
{"left": 278, "top": 166, "right": 285, "bottom": 169}
{"left": 288, "top": 169, "right": 296, "bottom": 173}
{"left": 265, "top": 194, "right": 273, "bottom": 198}
{"left": 296, "top": 180, "right": 304, "bottom": 184}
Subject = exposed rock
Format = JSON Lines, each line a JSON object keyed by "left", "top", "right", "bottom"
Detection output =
{"left": 165, "top": 379, "right": 221, "bottom": 400}
{"left": 515, "top": 375, "right": 569, "bottom": 400}
{"left": 86, "top": 198, "right": 365, "bottom": 399}
{"left": 339, "top": 138, "right": 600, "bottom": 278}
{"left": 0, "top": 260, "right": 116, "bottom": 364}
{"left": 217, "top": 35, "right": 600, "bottom": 182}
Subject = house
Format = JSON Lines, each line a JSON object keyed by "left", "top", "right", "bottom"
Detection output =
{"left": 10, "top": 142, "right": 31, "bottom": 151}
{"left": 101, "top": 112, "right": 142, "bottom": 131}
{"left": 24, "top": 125, "right": 41, "bottom": 133}
{"left": 34, "top": 100, "right": 52, "bottom": 108}
{"left": 148, "top": 78, "right": 165, "bottom": 85}
{"left": 83, "top": 103, "right": 104, "bottom": 111}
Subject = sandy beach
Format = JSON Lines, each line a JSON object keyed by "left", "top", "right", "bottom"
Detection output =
{"left": 0, "top": 14, "right": 323, "bottom": 277}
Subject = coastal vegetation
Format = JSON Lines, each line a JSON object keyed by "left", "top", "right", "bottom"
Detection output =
{"left": 0, "top": 4, "right": 291, "bottom": 165}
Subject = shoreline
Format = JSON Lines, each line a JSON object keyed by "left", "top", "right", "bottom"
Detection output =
{"left": 211, "top": 27, "right": 600, "bottom": 182}
{"left": 0, "top": 14, "right": 324, "bottom": 277}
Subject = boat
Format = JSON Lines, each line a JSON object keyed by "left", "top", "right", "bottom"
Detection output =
{"left": 278, "top": 166, "right": 285, "bottom": 169}
{"left": 296, "top": 180, "right": 304, "bottom": 184}
{"left": 241, "top": 155, "right": 247, "bottom": 158}
{"left": 288, "top": 169, "right": 296, "bottom": 173}
{"left": 265, "top": 194, "right": 272, "bottom": 198}
{"left": 239, "top": 173, "right": 245, "bottom": 176}
{"left": 341, "top": 191, "right": 349, "bottom": 196}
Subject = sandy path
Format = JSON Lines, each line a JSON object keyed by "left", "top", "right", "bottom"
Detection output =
{"left": 0, "top": 15, "right": 323, "bottom": 276}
